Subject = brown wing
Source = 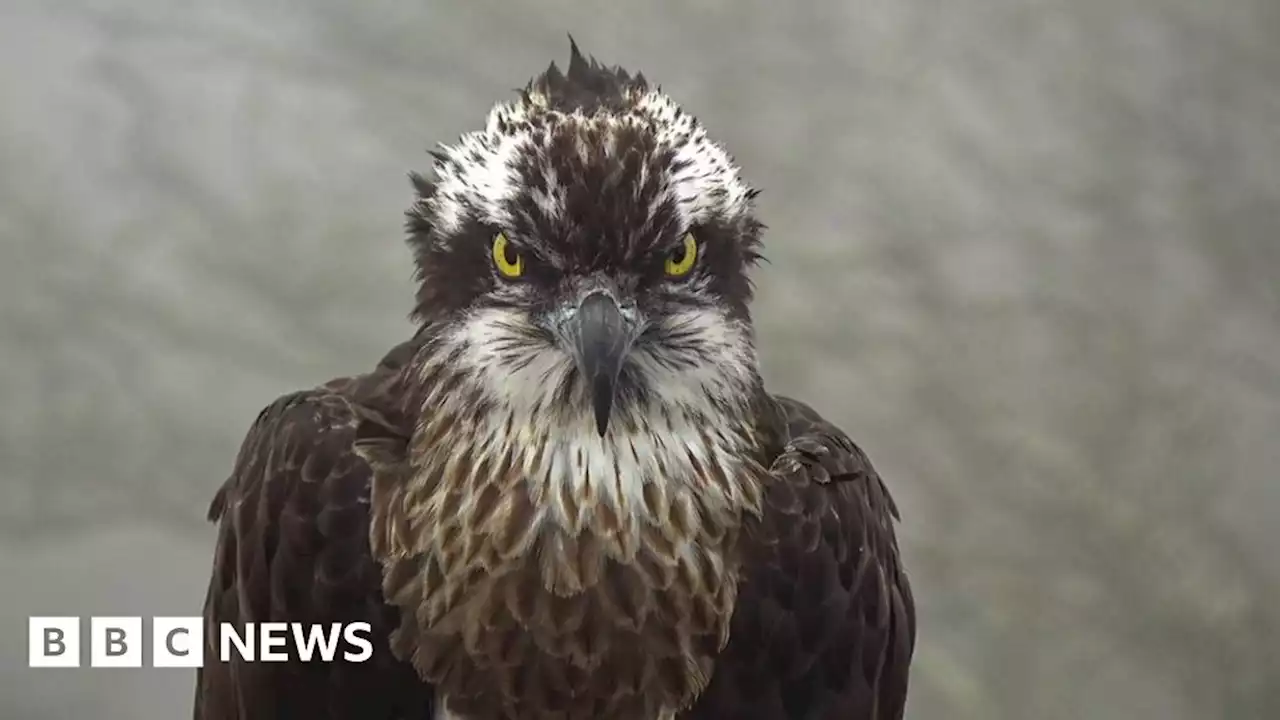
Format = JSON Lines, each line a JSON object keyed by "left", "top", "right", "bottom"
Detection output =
{"left": 686, "top": 395, "right": 916, "bottom": 720}
{"left": 194, "top": 341, "right": 436, "bottom": 720}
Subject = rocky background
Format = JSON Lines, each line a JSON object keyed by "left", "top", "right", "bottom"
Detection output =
{"left": 1, "top": 0, "right": 1278, "bottom": 718}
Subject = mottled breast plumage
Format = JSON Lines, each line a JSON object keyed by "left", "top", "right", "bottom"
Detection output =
{"left": 362, "top": 337, "right": 774, "bottom": 720}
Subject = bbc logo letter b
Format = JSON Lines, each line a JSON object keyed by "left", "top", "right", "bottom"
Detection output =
{"left": 29, "top": 617, "right": 80, "bottom": 667}
{"left": 91, "top": 617, "right": 143, "bottom": 667}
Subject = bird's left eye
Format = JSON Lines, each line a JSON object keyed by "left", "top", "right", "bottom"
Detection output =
{"left": 664, "top": 232, "right": 699, "bottom": 278}
{"left": 492, "top": 232, "right": 524, "bottom": 279}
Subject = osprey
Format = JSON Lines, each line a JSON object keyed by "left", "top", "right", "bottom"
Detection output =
{"left": 196, "top": 41, "right": 915, "bottom": 720}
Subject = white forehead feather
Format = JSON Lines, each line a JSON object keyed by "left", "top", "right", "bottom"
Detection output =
{"left": 425, "top": 88, "right": 753, "bottom": 240}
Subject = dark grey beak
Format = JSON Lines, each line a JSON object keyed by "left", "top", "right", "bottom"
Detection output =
{"left": 565, "top": 292, "right": 638, "bottom": 437}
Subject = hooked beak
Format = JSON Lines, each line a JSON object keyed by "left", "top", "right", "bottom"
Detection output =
{"left": 560, "top": 291, "right": 640, "bottom": 437}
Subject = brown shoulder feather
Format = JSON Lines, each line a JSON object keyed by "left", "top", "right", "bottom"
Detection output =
{"left": 194, "top": 339, "right": 435, "bottom": 720}
{"left": 685, "top": 395, "right": 916, "bottom": 720}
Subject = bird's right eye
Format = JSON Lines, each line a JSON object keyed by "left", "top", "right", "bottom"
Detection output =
{"left": 492, "top": 232, "right": 524, "bottom": 279}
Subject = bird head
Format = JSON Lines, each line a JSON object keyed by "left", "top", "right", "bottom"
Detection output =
{"left": 406, "top": 40, "right": 765, "bottom": 439}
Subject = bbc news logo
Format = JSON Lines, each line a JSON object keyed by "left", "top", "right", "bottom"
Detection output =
{"left": 28, "top": 617, "right": 373, "bottom": 668}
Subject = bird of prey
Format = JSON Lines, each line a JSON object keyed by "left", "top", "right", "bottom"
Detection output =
{"left": 195, "top": 40, "right": 915, "bottom": 720}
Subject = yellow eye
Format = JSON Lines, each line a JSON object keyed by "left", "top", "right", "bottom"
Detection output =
{"left": 664, "top": 232, "right": 699, "bottom": 278}
{"left": 492, "top": 232, "right": 523, "bottom": 278}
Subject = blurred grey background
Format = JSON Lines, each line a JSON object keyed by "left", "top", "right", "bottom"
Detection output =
{"left": 1, "top": 0, "right": 1278, "bottom": 718}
